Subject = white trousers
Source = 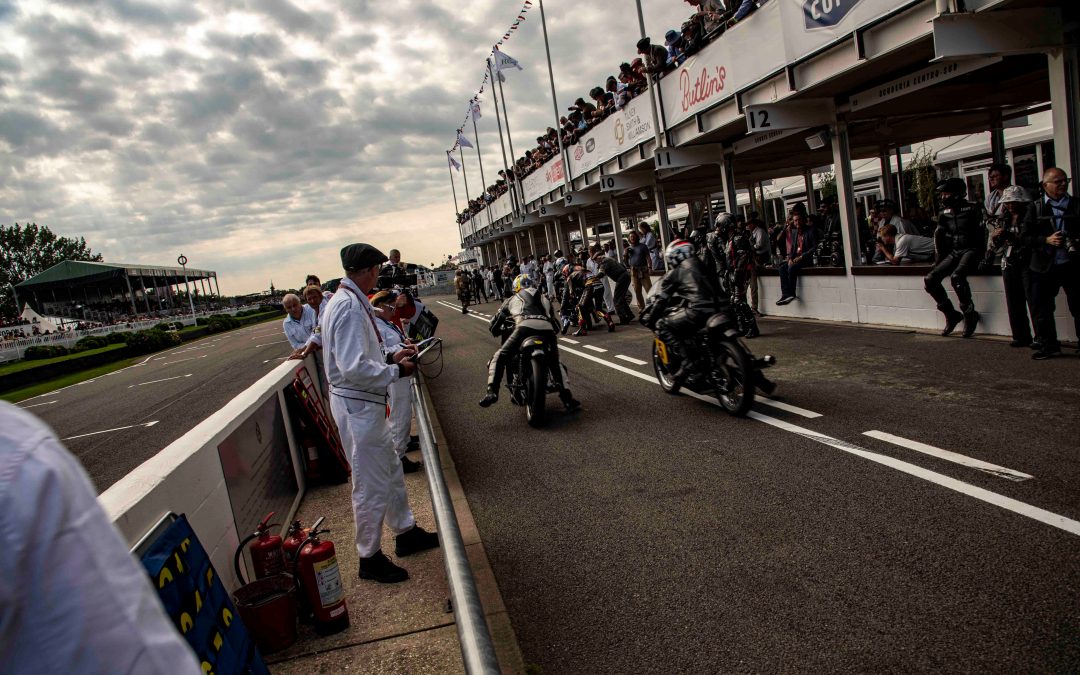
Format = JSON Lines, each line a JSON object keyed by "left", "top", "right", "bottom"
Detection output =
{"left": 330, "top": 394, "right": 415, "bottom": 558}
{"left": 602, "top": 277, "right": 616, "bottom": 312}
{"left": 545, "top": 273, "right": 555, "bottom": 297}
{"left": 388, "top": 377, "right": 413, "bottom": 459}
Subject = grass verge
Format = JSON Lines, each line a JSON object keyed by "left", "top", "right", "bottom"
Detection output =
{"left": 0, "top": 343, "right": 127, "bottom": 377}
{"left": 2, "top": 357, "right": 141, "bottom": 403}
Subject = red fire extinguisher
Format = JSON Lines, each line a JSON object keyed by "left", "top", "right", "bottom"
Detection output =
{"left": 236, "top": 512, "right": 284, "bottom": 580}
{"left": 295, "top": 516, "right": 349, "bottom": 635}
{"left": 282, "top": 520, "right": 309, "bottom": 577}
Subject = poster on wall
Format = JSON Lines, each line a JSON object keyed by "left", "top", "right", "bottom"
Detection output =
{"left": 567, "top": 100, "right": 655, "bottom": 178}
{"left": 521, "top": 157, "right": 566, "bottom": 203}
{"left": 779, "top": 0, "right": 907, "bottom": 63}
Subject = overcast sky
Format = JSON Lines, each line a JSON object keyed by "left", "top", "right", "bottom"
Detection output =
{"left": 0, "top": 0, "right": 689, "bottom": 294}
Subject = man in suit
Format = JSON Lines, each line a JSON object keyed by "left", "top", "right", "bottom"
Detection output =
{"left": 1024, "top": 167, "right": 1080, "bottom": 360}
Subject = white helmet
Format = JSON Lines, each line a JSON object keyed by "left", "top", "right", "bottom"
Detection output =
{"left": 664, "top": 239, "right": 695, "bottom": 268}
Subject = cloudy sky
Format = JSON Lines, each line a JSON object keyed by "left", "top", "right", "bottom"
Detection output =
{"left": 0, "top": 0, "right": 689, "bottom": 294}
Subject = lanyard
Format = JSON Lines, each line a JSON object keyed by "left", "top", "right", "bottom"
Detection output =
{"left": 337, "top": 284, "right": 383, "bottom": 346}
{"left": 378, "top": 317, "right": 405, "bottom": 341}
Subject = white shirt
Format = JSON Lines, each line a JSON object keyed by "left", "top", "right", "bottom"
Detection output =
{"left": 0, "top": 403, "right": 201, "bottom": 675}
{"left": 376, "top": 318, "right": 412, "bottom": 380}
{"left": 586, "top": 258, "right": 599, "bottom": 275}
{"left": 886, "top": 215, "right": 918, "bottom": 236}
{"left": 283, "top": 304, "right": 318, "bottom": 349}
{"left": 320, "top": 277, "right": 399, "bottom": 401}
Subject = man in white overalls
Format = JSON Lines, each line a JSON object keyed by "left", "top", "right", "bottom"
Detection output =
{"left": 320, "top": 243, "right": 438, "bottom": 583}
{"left": 371, "top": 290, "right": 421, "bottom": 475}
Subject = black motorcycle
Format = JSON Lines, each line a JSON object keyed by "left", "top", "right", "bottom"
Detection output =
{"left": 642, "top": 302, "right": 776, "bottom": 416}
{"left": 498, "top": 331, "right": 567, "bottom": 428}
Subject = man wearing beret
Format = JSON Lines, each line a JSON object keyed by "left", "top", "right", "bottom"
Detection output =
{"left": 320, "top": 243, "right": 439, "bottom": 583}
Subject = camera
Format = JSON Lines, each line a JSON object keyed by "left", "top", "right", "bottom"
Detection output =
{"left": 376, "top": 267, "right": 418, "bottom": 291}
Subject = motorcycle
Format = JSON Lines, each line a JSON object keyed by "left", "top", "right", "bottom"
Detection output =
{"left": 502, "top": 332, "right": 569, "bottom": 428}
{"left": 641, "top": 297, "right": 776, "bottom": 417}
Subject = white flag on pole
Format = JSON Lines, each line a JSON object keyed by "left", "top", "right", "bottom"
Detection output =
{"left": 448, "top": 153, "right": 461, "bottom": 171}
{"left": 493, "top": 48, "right": 522, "bottom": 83}
{"left": 456, "top": 132, "right": 473, "bottom": 149}
{"left": 470, "top": 99, "right": 481, "bottom": 121}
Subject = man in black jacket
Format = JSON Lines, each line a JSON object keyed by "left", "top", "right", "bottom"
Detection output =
{"left": 1023, "top": 167, "right": 1080, "bottom": 360}
{"left": 592, "top": 251, "right": 634, "bottom": 324}
{"left": 923, "top": 178, "right": 985, "bottom": 337}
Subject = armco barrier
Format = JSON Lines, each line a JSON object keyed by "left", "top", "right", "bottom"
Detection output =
{"left": 99, "top": 356, "right": 315, "bottom": 592}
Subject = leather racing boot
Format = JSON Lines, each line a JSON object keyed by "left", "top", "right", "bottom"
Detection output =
{"left": 479, "top": 385, "right": 499, "bottom": 408}
{"left": 961, "top": 309, "right": 980, "bottom": 338}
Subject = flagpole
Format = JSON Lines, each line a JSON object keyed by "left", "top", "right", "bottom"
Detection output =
{"left": 470, "top": 109, "right": 492, "bottom": 231}
{"left": 495, "top": 62, "right": 525, "bottom": 213}
{"left": 458, "top": 145, "right": 472, "bottom": 215}
{"left": 538, "top": 0, "right": 572, "bottom": 188}
{"left": 633, "top": 0, "right": 672, "bottom": 249}
{"left": 487, "top": 58, "right": 518, "bottom": 221}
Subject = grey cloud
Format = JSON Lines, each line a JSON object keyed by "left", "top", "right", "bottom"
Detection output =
{"left": 31, "top": 65, "right": 118, "bottom": 115}
{"left": 0, "top": 109, "right": 65, "bottom": 154}
{"left": 271, "top": 58, "right": 331, "bottom": 86}
{"left": 248, "top": 0, "right": 336, "bottom": 39}
{"left": 204, "top": 32, "right": 286, "bottom": 61}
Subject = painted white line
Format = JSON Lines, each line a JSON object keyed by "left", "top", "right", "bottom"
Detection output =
{"left": 436, "top": 301, "right": 489, "bottom": 322}
{"left": 63, "top": 420, "right": 159, "bottom": 441}
{"left": 863, "top": 430, "right": 1034, "bottom": 482}
{"left": 160, "top": 355, "right": 208, "bottom": 366}
{"left": 560, "top": 338, "right": 580, "bottom": 344}
{"left": 20, "top": 400, "right": 58, "bottom": 409}
{"left": 614, "top": 354, "right": 647, "bottom": 365}
{"left": 25, "top": 378, "right": 99, "bottom": 400}
{"left": 556, "top": 343, "right": 1080, "bottom": 538}
{"left": 263, "top": 357, "right": 289, "bottom": 364}
{"left": 754, "top": 413, "right": 1076, "bottom": 536}
{"left": 128, "top": 374, "right": 192, "bottom": 388}
{"left": 255, "top": 340, "right": 291, "bottom": 348}
{"left": 250, "top": 333, "right": 280, "bottom": 340}
{"left": 175, "top": 344, "right": 217, "bottom": 353}
{"left": 756, "top": 397, "right": 823, "bottom": 419}
{"left": 583, "top": 345, "right": 608, "bottom": 353}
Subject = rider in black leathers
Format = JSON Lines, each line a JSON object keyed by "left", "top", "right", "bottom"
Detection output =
{"left": 480, "top": 276, "right": 581, "bottom": 411}
{"left": 641, "top": 240, "right": 728, "bottom": 385}
{"left": 924, "top": 177, "right": 987, "bottom": 337}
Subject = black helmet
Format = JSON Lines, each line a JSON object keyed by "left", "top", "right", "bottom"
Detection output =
{"left": 934, "top": 177, "right": 967, "bottom": 197}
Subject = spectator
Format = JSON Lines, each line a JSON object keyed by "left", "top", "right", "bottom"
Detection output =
{"left": 983, "top": 163, "right": 1014, "bottom": 265}
{"left": 626, "top": 230, "right": 653, "bottom": 310}
{"left": 370, "top": 291, "right": 421, "bottom": 475}
{"left": 664, "top": 30, "right": 686, "bottom": 67}
{"left": 875, "top": 199, "right": 918, "bottom": 236}
{"left": 992, "top": 186, "right": 1038, "bottom": 347}
{"left": 680, "top": 18, "right": 706, "bottom": 57}
{"left": 924, "top": 177, "right": 985, "bottom": 338}
{"left": 731, "top": 0, "right": 758, "bottom": 23}
{"left": 592, "top": 251, "right": 634, "bottom": 324}
{"left": 686, "top": 0, "right": 728, "bottom": 34}
{"left": 638, "top": 221, "right": 663, "bottom": 271}
{"left": 570, "top": 97, "right": 597, "bottom": 123}
{"left": 0, "top": 403, "right": 202, "bottom": 674}
{"left": 455, "top": 271, "right": 472, "bottom": 314}
{"left": 875, "top": 224, "right": 935, "bottom": 264}
{"left": 305, "top": 274, "right": 334, "bottom": 301}
{"left": 747, "top": 215, "right": 769, "bottom": 315}
{"left": 1024, "top": 167, "right": 1079, "bottom": 360}
{"left": 282, "top": 293, "right": 319, "bottom": 358}
{"left": 776, "top": 205, "right": 817, "bottom": 305}
{"left": 304, "top": 284, "right": 328, "bottom": 319}
{"left": 543, "top": 255, "right": 556, "bottom": 297}
{"left": 491, "top": 264, "right": 504, "bottom": 300}
{"left": 471, "top": 268, "right": 488, "bottom": 304}
{"left": 606, "top": 76, "right": 628, "bottom": 110}
{"left": 636, "top": 37, "right": 670, "bottom": 75}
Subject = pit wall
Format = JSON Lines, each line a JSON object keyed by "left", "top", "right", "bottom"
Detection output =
{"left": 98, "top": 356, "right": 316, "bottom": 592}
{"left": 759, "top": 271, "right": 1078, "bottom": 342}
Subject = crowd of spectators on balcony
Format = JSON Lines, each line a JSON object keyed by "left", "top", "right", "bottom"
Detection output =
{"left": 456, "top": 0, "right": 764, "bottom": 228}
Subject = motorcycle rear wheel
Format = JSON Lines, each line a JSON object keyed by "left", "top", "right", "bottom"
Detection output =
{"left": 525, "top": 356, "right": 547, "bottom": 428}
{"left": 714, "top": 339, "right": 754, "bottom": 416}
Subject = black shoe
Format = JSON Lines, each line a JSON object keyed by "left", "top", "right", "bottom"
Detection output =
{"left": 1030, "top": 341, "right": 1043, "bottom": 351}
{"left": 961, "top": 311, "right": 979, "bottom": 338}
{"left": 1009, "top": 340, "right": 1032, "bottom": 348}
{"left": 410, "top": 434, "right": 419, "bottom": 444}
{"left": 559, "top": 391, "right": 581, "bottom": 412}
{"left": 401, "top": 455, "right": 422, "bottom": 474}
{"left": 1032, "top": 349, "right": 1061, "bottom": 361}
{"left": 672, "top": 365, "right": 691, "bottom": 388}
{"left": 941, "top": 311, "right": 964, "bottom": 337}
{"left": 479, "top": 386, "right": 498, "bottom": 408}
{"left": 358, "top": 550, "right": 408, "bottom": 583}
{"left": 406, "top": 439, "right": 420, "bottom": 452}
{"left": 573, "top": 325, "right": 588, "bottom": 336}
{"left": 395, "top": 525, "right": 440, "bottom": 557}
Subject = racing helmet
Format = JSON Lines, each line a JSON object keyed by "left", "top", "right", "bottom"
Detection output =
{"left": 664, "top": 239, "right": 695, "bottom": 268}
{"left": 513, "top": 274, "right": 533, "bottom": 292}
{"left": 934, "top": 177, "right": 967, "bottom": 198}
{"left": 561, "top": 264, "right": 572, "bottom": 278}
{"left": 713, "top": 212, "right": 734, "bottom": 234}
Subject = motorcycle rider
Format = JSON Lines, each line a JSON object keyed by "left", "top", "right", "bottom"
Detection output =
{"left": 924, "top": 177, "right": 986, "bottom": 337}
{"left": 479, "top": 274, "right": 581, "bottom": 411}
{"left": 641, "top": 240, "right": 727, "bottom": 386}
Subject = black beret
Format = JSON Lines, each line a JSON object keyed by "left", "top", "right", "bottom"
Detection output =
{"left": 341, "top": 243, "right": 388, "bottom": 272}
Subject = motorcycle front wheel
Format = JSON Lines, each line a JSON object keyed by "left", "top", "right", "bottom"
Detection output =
{"left": 652, "top": 341, "right": 681, "bottom": 394}
{"left": 525, "top": 356, "right": 547, "bottom": 428}
{"left": 714, "top": 339, "right": 754, "bottom": 416}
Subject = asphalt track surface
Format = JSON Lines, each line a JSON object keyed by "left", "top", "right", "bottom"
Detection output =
{"left": 422, "top": 294, "right": 1080, "bottom": 674}
{"left": 16, "top": 319, "right": 294, "bottom": 492}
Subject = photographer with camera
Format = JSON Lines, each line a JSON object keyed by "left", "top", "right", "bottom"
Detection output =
{"left": 1024, "top": 167, "right": 1080, "bottom": 360}
{"left": 923, "top": 178, "right": 985, "bottom": 338}
{"left": 992, "top": 187, "right": 1038, "bottom": 348}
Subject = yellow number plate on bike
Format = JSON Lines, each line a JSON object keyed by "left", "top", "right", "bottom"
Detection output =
{"left": 654, "top": 338, "right": 669, "bottom": 365}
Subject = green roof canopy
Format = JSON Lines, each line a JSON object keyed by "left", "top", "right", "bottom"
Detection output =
{"left": 16, "top": 260, "right": 216, "bottom": 291}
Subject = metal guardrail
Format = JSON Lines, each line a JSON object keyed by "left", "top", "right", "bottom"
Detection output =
{"left": 411, "top": 373, "right": 500, "bottom": 675}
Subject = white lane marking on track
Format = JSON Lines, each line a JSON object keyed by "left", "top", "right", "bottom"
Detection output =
{"left": 250, "top": 333, "right": 279, "bottom": 340}
{"left": 560, "top": 338, "right": 580, "bottom": 344}
{"left": 128, "top": 374, "right": 192, "bottom": 388}
{"left": 555, "top": 343, "right": 1080, "bottom": 538}
{"left": 263, "top": 357, "right": 288, "bottom": 364}
{"left": 25, "top": 378, "right": 99, "bottom": 400}
{"left": 63, "top": 420, "right": 159, "bottom": 441}
{"left": 583, "top": 345, "right": 608, "bottom": 353}
{"left": 20, "top": 400, "right": 58, "bottom": 409}
{"left": 756, "top": 397, "right": 822, "bottom": 419}
{"left": 255, "top": 340, "right": 291, "bottom": 348}
{"left": 160, "top": 355, "right": 208, "bottom": 366}
{"left": 614, "top": 354, "right": 647, "bottom": 365}
{"left": 863, "top": 430, "right": 1034, "bottom": 482}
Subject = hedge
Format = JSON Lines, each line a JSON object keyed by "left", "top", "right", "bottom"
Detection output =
{"left": 126, "top": 328, "right": 183, "bottom": 355}
{"left": 0, "top": 347, "right": 135, "bottom": 392}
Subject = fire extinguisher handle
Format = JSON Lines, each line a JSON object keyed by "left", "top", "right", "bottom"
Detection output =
{"left": 233, "top": 531, "right": 261, "bottom": 586}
